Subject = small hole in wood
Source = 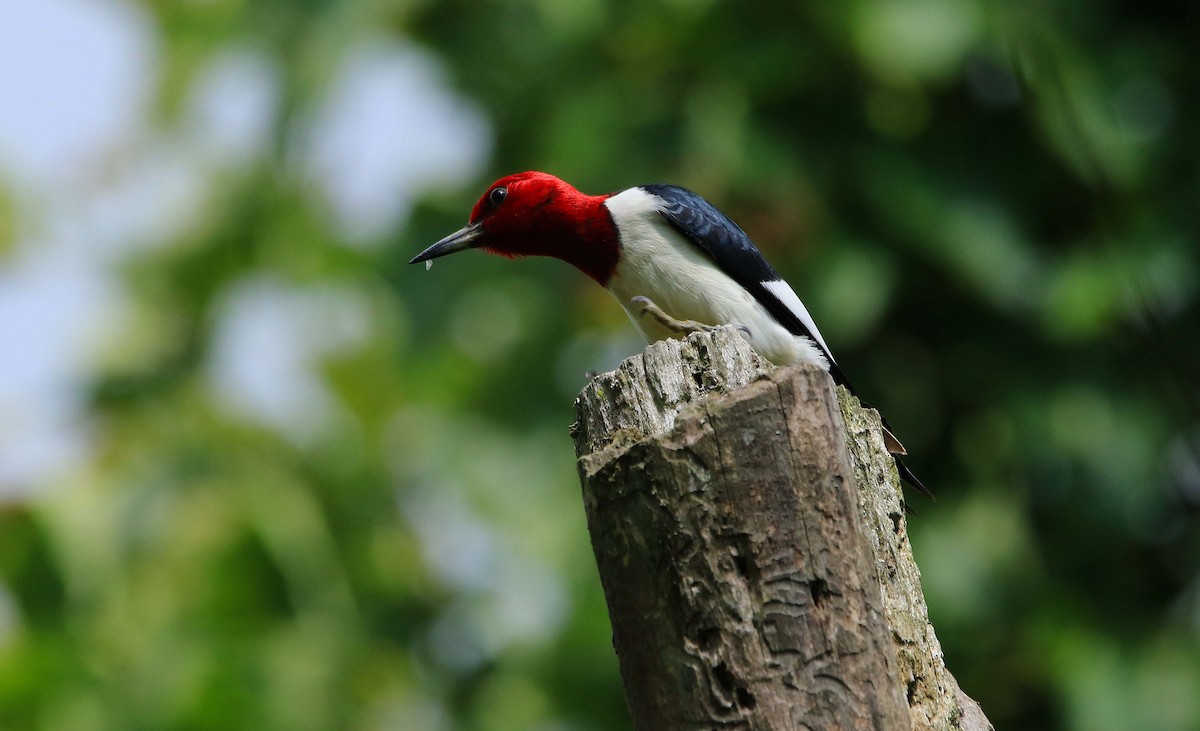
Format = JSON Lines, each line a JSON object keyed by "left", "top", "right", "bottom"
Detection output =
{"left": 713, "top": 661, "right": 756, "bottom": 709}
{"left": 736, "top": 686, "right": 756, "bottom": 709}
{"left": 809, "top": 578, "right": 832, "bottom": 608}
{"left": 714, "top": 661, "right": 736, "bottom": 693}
{"left": 732, "top": 551, "right": 750, "bottom": 578}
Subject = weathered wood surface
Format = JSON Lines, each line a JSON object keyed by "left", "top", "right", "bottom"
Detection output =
{"left": 838, "top": 390, "right": 993, "bottom": 731}
{"left": 571, "top": 327, "right": 992, "bottom": 731}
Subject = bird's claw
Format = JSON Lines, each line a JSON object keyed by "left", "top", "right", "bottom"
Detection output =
{"left": 631, "top": 296, "right": 751, "bottom": 340}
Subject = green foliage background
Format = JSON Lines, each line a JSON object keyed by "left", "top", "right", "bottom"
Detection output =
{"left": 2, "top": 1, "right": 1198, "bottom": 730}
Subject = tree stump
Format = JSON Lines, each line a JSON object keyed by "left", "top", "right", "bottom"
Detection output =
{"left": 571, "top": 327, "right": 992, "bottom": 731}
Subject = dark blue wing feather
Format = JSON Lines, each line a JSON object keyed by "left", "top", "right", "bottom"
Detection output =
{"left": 641, "top": 184, "right": 848, "bottom": 383}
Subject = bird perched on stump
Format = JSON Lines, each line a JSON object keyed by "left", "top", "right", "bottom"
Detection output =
{"left": 411, "top": 171, "right": 931, "bottom": 497}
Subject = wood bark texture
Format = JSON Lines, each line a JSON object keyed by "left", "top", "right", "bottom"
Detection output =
{"left": 571, "top": 327, "right": 993, "bottom": 731}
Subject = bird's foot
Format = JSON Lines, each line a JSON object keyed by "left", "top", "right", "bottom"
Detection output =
{"left": 630, "top": 296, "right": 751, "bottom": 339}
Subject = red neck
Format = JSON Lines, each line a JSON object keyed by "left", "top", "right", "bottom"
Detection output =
{"left": 555, "top": 194, "right": 621, "bottom": 286}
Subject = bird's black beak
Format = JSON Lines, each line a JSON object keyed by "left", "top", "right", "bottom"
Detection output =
{"left": 409, "top": 222, "right": 485, "bottom": 264}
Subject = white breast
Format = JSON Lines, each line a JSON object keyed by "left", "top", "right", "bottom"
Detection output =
{"left": 602, "top": 188, "right": 830, "bottom": 368}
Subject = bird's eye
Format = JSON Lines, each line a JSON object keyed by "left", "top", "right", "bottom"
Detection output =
{"left": 489, "top": 186, "right": 507, "bottom": 207}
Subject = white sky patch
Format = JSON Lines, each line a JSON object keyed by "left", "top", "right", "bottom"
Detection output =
{"left": 403, "top": 485, "right": 502, "bottom": 592}
{"left": 0, "top": 0, "right": 154, "bottom": 194}
{"left": 0, "top": 246, "right": 119, "bottom": 493}
{"left": 402, "top": 485, "right": 569, "bottom": 664}
{"left": 206, "top": 277, "right": 372, "bottom": 444}
{"left": 43, "top": 141, "right": 207, "bottom": 260}
{"left": 300, "top": 40, "right": 491, "bottom": 244}
{"left": 185, "top": 48, "right": 281, "bottom": 166}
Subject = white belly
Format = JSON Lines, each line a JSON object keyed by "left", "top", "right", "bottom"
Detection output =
{"left": 607, "top": 270, "right": 828, "bottom": 368}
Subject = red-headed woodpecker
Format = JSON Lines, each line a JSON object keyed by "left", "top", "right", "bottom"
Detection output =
{"left": 411, "top": 171, "right": 930, "bottom": 496}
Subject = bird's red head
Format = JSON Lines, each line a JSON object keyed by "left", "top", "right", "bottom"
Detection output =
{"left": 411, "top": 171, "right": 620, "bottom": 285}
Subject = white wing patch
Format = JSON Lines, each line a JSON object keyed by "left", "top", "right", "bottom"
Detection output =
{"left": 762, "top": 280, "right": 835, "bottom": 363}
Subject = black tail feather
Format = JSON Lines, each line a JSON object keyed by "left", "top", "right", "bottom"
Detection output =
{"left": 894, "top": 457, "right": 935, "bottom": 500}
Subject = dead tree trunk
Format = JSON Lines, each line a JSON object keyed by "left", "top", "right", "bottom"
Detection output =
{"left": 571, "top": 327, "right": 992, "bottom": 731}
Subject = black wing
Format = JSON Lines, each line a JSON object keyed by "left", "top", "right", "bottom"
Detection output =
{"left": 641, "top": 184, "right": 850, "bottom": 387}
